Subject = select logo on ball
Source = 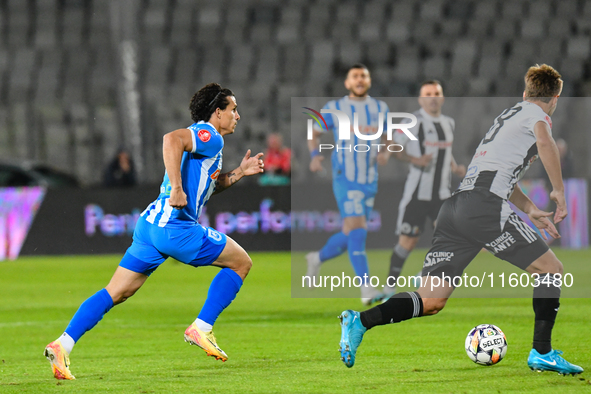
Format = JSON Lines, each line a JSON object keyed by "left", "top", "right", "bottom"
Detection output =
{"left": 465, "top": 324, "right": 507, "bottom": 366}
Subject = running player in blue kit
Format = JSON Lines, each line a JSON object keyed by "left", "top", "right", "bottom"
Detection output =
{"left": 44, "top": 83, "right": 265, "bottom": 380}
{"left": 306, "top": 64, "right": 390, "bottom": 305}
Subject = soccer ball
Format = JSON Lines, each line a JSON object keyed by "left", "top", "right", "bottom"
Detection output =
{"left": 465, "top": 324, "right": 507, "bottom": 365}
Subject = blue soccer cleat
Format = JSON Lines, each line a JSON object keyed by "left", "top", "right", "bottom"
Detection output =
{"left": 338, "top": 310, "right": 367, "bottom": 368}
{"left": 528, "top": 349, "right": 584, "bottom": 376}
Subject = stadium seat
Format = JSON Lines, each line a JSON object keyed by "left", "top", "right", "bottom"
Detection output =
{"left": 386, "top": 23, "right": 411, "bottom": 43}
{"left": 473, "top": 1, "right": 497, "bottom": 19}
{"left": 365, "top": 42, "right": 392, "bottom": 67}
{"left": 566, "top": 36, "right": 591, "bottom": 59}
{"left": 521, "top": 19, "right": 546, "bottom": 39}
{"left": 527, "top": 0, "right": 552, "bottom": 19}
{"left": 422, "top": 56, "right": 449, "bottom": 80}
{"left": 33, "top": 1, "right": 58, "bottom": 48}
{"left": 228, "top": 45, "right": 254, "bottom": 83}
{"left": 419, "top": 0, "right": 445, "bottom": 20}
{"left": 62, "top": 8, "right": 85, "bottom": 47}
{"left": 10, "top": 104, "right": 31, "bottom": 159}
{"left": 255, "top": 46, "right": 279, "bottom": 83}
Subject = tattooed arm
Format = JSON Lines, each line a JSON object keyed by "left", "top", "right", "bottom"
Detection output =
{"left": 214, "top": 149, "right": 264, "bottom": 194}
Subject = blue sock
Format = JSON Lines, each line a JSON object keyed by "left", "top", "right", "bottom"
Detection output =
{"left": 348, "top": 228, "right": 370, "bottom": 282}
{"left": 319, "top": 231, "right": 349, "bottom": 262}
{"left": 197, "top": 268, "right": 243, "bottom": 326}
{"left": 65, "top": 288, "right": 114, "bottom": 342}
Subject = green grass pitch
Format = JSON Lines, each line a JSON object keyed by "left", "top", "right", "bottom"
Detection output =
{"left": 1, "top": 249, "right": 590, "bottom": 393}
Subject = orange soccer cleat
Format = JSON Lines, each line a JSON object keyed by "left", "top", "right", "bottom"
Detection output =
{"left": 44, "top": 340, "right": 75, "bottom": 380}
{"left": 184, "top": 322, "right": 228, "bottom": 362}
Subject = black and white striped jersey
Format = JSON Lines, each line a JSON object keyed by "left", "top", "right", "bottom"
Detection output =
{"left": 457, "top": 101, "right": 552, "bottom": 200}
{"left": 394, "top": 108, "right": 456, "bottom": 203}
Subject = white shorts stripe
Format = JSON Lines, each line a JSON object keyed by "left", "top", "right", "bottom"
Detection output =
{"left": 146, "top": 199, "right": 162, "bottom": 224}
{"left": 158, "top": 199, "right": 173, "bottom": 227}
{"left": 509, "top": 215, "right": 535, "bottom": 243}
{"left": 408, "top": 291, "right": 420, "bottom": 317}
{"left": 514, "top": 216, "right": 537, "bottom": 243}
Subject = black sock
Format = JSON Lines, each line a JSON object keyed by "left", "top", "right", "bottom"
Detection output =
{"left": 360, "top": 291, "right": 423, "bottom": 329}
{"left": 532, "top": 274, "right": 561, "bottom": 354}
{"left": 388, "top": 244, "right": 410, "bottom": 283}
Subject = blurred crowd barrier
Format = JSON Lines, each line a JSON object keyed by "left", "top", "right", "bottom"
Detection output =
{"left": 0, "top": 184, "right": 290, "bottom": 260}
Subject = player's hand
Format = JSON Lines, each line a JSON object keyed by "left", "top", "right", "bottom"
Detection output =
{"left": 309, "top": 155, "right": 324, "bottom": 172}
{"left": 549, "top": 189, "right": 567, "bottom": 224}
{"left": 411, "top": 153, "right": 433, "bottom": 167}
{"left": 377, "top": 151, "right": 390, "bottom": 166}
{"left": 240, "top": 149, "right": 264, "bottom": 176}
{"left": 169, "top": 186, "right": 187, "bottom": 210}
{"left": 527, "top": 208, "right": 560, "bottom": 240}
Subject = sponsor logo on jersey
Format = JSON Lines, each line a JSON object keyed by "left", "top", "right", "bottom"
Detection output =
{"left": 473, "top": 150, "right": 487, "bottom": 158}
{"left": 210, "top": 169, "right": 220, "bottom": 180}
{"left": 198, "top": 129, "right": 211, "bottom": 142}
{"left": 424, "top": 251, "right": 454, "bottom": 267}
{"left": 461, "top": 176, "right": 476, "bottom": 187}
{"left": 466, "top": 166, "right": 478, "bottom": 177}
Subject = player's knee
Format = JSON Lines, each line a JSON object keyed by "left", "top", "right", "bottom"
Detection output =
{"left": 109, "top": 288, "right": 138, "bottom": 305}
{"left": 528, "top": 252, "right": 564, "bottom": 275}
{"left": 422, "top": 298, "right": 447, "bottom": 315}
{"left": 234, "top": 253, "right": 252, "bottom": 279}
{"left": 551, "top": 259, "right": 564, "bottom": 275}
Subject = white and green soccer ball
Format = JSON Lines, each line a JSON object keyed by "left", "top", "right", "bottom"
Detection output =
{"left": 465, "top": 324, "right": 507, "bottom": 365}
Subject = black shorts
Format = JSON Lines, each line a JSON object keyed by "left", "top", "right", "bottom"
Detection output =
{"left": 422, "top": 189, "right": 549, "bottom": 279}
{"left": 397, "top": 198, "right": 444, "bottom": 236}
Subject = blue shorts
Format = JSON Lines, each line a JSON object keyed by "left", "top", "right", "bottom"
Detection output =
{"left": 332, "top": 178, "right": 377, "bottom": 219}
{"left": 120, "top": 216, "right": 227, "bottom": 276}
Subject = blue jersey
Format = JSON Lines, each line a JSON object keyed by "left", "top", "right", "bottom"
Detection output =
{"left": 141, "top": 121, "right": 223, "bottom": 228}
{"left": 316, "top": 96, "right": 389, "bottom": 185}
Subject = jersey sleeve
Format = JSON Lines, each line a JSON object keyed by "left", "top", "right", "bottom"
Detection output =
{"left": 529, "top": 112, "right": 552, "bottom": 138}
{"left": 190, "top": 126, "right": 223, "bottom": 156}
{"left": 539, "top": 114, "right": 552, "bottom": 133}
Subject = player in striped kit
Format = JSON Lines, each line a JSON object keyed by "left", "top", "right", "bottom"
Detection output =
{"left": 378, "top": 80, "right": 466, "bottom": 296}
{"left": 306, "top": 64, "right": 389, "bottom": 304}
{"left": 44, "top": 83, "right": 264, "bottom": 380}
{"left": 339, "top": 65, "right": 583, "bottom": 375}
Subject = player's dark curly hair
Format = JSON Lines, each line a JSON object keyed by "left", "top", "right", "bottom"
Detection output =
{"left": 189, "top": 83, "right": 234, "bottom": 122}
{"left": 524, "top": 64, "right": 563, "bottom": 103}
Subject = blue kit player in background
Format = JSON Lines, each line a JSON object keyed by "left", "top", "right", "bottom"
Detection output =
{"left": 306, "top": 64, "right": 389, "bottom": 305}
{"left": 44, "top": 83, "right": 265, "bottom": 380}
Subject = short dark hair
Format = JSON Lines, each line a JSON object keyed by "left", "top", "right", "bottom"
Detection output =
{"left": 420, "top": 79, "right": 442, "bottom": 90}
{"left": 524, "top": 64, "right": 563, "bottom": 103}
{"left": 189, "top": 83, "right": 234, "bottom": 123}
{"left": 348, "top": 63, "right": 369, "bottom": 74}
